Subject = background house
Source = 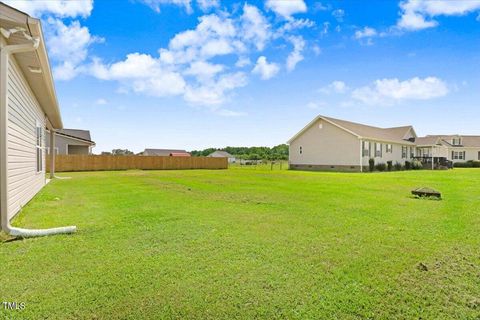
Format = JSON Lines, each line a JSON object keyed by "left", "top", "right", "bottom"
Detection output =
{"left": 142, "top": 149, "right": 191, "bottom": 157}
{"left": 415, "top": 135, "right": 480, "bottom": 164}
{"left": 0, "top": 3, "right": 63, "bottom": 227}
{"left": 46, "top": 129, "right": 95, "bottom": 155}
{"left": 288, "top": 116, "right": 416, "bottom": 172}
{"left": 289, "top": 115, "right": 480, "bottom": 171}
{"left": 208, "top": 150, "right": 236, "bottom": 163}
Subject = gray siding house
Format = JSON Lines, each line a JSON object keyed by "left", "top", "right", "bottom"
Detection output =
{"left": 46, "top": 129, "right": 95, "bottom": 155}
{"left": 208, "top": 150, "right": 236, "bottom": 163}
{"left": 0, "top": 3, "right": 63, "bottom": 228}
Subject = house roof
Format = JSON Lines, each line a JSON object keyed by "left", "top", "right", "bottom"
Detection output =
{"left": 426, "top": 135, "right": 480, "bottom": 148}
{"left": 288, "top": 115, "right": 416, "bottom": 145}
{"left": 143, "top": 149, "right": 188, "bottom": 156}
{"left": 56, "top": 129, "right": 95, "bottom": 144}
{"left": 0, "top": 2, "right": 62, "bottom": 128}
{"left": 414, "top": 136, "right": 441, "bottom": 146}
{"left": 208, "top": 151, "right": 234, "bottom": 158}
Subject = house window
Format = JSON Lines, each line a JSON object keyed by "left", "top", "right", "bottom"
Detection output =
{"left": 362, "top": 141, "right": 370, "bottom": 157}
{"left": 386, "top": 144, "right": 393, "bottom": 153}
{"left": 299, "top": 146, "right": 302, "bottom": 154}
{"left": 452, "top": 151, "right": 465, "bottom": 160}
{"left": 401, "top": 146, "right": 407, "bottom": 159}
{"left": 375, "top": 143, "right": 382, "bottom": 157}
{"left": 410, "top": 147, "right": 414, "bottom": 158}
{"left": 36, "top": 122, "right": 43, "bottom": 172}
{"left": 452, "top": 137, "right": 461, "bottom": 145}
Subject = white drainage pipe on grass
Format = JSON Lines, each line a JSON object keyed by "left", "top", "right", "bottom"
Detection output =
{"left": 6, "top": 225, "right": 77, "bottom": 238}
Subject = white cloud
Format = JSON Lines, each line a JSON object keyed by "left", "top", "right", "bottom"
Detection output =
{"left": 3, "top": 0, "right": 93, "bottom": 18}
{"left": 184, "top": 61, "right": 225, "bottom": 80}
{"left": 196, "top": 0, "right": 219, "bottom": 11}
{"left": 252, "top": 56, "right": 280, "bottom": 80}
{"left": 95, "top": 98, "right": 108, "bottom": 105}
{"left": 286, "top": 36, "right": 305, "bottom": 72}
{"left": 91, "top": 53, "right": 247, "bottom": 106}
{"left": 277, "top": 18, "right": 315, "bottom": 34}
{"left": 265, "top": 0, "right": 307, "bottom": 19}
{"left": 354, "top": 27, "right": 377, "bottom": 39}
{"left": 397, "top": 0, "right": 480, "bottom": 30}
{"left": 331, "top": 9, "right": 345, "bottom": 22}
{"left": 312, "top": 45, "right": 322, "bottom": 56}
{"left": 184, "top": 72, "right": 247, "bottom": 105}
{"left": 351, "top": 77, "right": 449, "bottom": 105}
{"left": 235, "top": 56, "right": 251, "bottom": 67}
{"left": 313, "top": 2, "right": 329, "bottom": 12}
{"left": 139, "top": 0, "right": 221, "bottom": 13}
{"left": 321, "top": 21, "right": 330, "bottom": 36}
{"left": 159, "top": 14, "right": 238, "bottom": 65}
{"left": 320, "top": 81, "right": 348, "bottom": 94}
{"left": 90, "top": 53, "right": 186, "bottom": 97}
{"left": 241, "top": 4, "right": 271, "bottom": 51}
{"left": 138, "top": 0, "right": 193, "bottom": 14}
{"left": 45, "top": 19, "right": 103, "bottom": 80}
{"left": 24, "top": 0, "right": 309, "bottom": 110}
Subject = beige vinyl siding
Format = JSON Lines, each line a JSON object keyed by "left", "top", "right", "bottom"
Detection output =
{"left": 6, "top": 55, "right": 46, "bottom": 220}
{"left": 448, "top": 149, "right": 480, "bottom": 163}
{"left": 289, "top": 119, "right": 360, "bottom": 166}
{"left": 361, "top": 141, "right": 413, "bottom": 167}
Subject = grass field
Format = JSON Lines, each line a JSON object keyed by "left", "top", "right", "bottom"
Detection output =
{"left": 1, "top": 168, "right": 479, "bottom": 319}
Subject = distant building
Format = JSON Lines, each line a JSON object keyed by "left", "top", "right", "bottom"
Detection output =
{"left": 142, "top": 149, "right": 191, "bottom": 157}
{"left": 288, "top": 115, "right": 480, "bottom": 171}
{"left": 208, "top": 150, "right": 236, "bottom": 163}
{"left": 46, "top": 129, "right": 95, "bottom": 155}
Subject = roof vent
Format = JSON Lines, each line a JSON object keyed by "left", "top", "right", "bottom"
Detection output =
{"left": 28, "top": 66, "right": 42, "bottom": 74}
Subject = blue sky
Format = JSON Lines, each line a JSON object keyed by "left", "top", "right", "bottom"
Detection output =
{"left": 5, "top": 0, "right": 480, "bottom": 153}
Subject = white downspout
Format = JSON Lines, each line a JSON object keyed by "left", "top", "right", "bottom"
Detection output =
{"left": 359, "top": 139, "right": 363, "bottom": 172}
{"left": 1, "top": 40, "right": 76, "bottom": 237}
{"left": 50, "top": 129, "right": 56, "bottom": 179}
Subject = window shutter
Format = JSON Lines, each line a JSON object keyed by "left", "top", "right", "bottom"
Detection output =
{"left": 463, "top": 151, "right": 466, "bottom": 160}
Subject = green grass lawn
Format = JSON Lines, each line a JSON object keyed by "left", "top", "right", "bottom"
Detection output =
{"left": 1, "top": 168, "right": 479, "bottom": 319}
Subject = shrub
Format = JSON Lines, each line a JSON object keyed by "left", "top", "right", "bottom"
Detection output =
{"left": 405, "top": 161, "right": 411, "bottom": 170}
{"left": 394, "top": 162, "right": 403, "bottom": 171}
{"left": 369, "top": 158, "right": 375, "bottom": 172}
{"left": 412, "top": 160, "right": 423, "bottom": 170}
{"left": 375, "top": 163, "right": 387, "bottom": 172}
{"left": 387, "top": 161, "right": 393, "bottom": 171}
{"left": 454, "top": 161, "right": 480, "bottom": 168}
{"left": 454, "top": 162, "right": 468, "bottom": 168}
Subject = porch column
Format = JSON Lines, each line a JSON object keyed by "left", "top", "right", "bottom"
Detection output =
{"left": 50, "top": 129, "right": 55, "bottom": 179}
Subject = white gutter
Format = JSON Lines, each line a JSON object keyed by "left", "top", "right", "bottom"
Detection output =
{"left": 0, "top": 40, "right": 76, "bottom": 237}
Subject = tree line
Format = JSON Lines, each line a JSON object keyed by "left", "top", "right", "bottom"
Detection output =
{"left": 101, "top": 144, "right": 289, "bottom": 160}
{"left": 190, "top": 144, "right": 289, "bottom": 160}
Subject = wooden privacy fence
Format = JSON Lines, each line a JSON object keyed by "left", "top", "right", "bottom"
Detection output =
{"left": 46, "top": 155, "right": 228, "bottom": 172}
